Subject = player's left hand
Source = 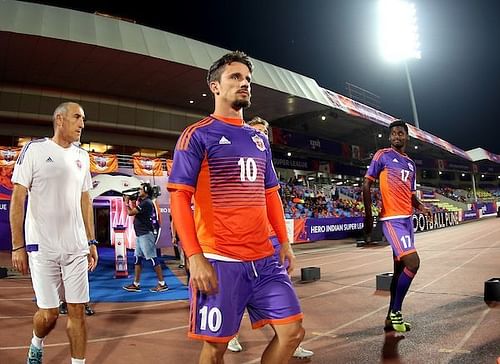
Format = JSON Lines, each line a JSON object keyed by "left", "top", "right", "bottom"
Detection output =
{"left": 88, "top": 244, "right": 98, "bottom": 271}
{"left": 280, "top": 242, "right": 296, "bottom": 274}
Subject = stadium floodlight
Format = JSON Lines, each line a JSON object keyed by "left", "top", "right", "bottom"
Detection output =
{"left": 378, "top": 0, "right": 422, "bottom": 129}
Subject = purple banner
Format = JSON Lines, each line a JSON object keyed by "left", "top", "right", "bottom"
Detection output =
{"left": 306, "top": 217, "right": 364, "bottom": 241}
{"left": 475, "top": 202, "right": 497, "bottom": 215}
{"left": 272, "top": 128, "right": 343, "bottom": 155}
{"left": 0, "top": 200, "right": 11, "bottom": 250}
{"left": 272, "top": 151, "right": 312, "bottom": 170}
{"left": 462, "top": 210, "right": 478, "bottom": 221}
{"left": 422, "top": 191, "right": 436, "bottom": 199}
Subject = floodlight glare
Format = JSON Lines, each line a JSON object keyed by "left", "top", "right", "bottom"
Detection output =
{"left": 378, "top": 0, "right": 422, "bottom": 128}
{"left": 379, "top": 0, "right": 421, "bottom": 62}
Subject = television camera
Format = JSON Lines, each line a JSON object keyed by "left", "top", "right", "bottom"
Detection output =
{"left": 122, "top": 183, "right": 161, "bottom": 201}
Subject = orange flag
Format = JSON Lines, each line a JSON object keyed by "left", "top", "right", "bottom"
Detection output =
{"left": 133, "top": 156, "right": 163, "bottom": 176}
{"left": 89, "top": 153, "right": 118, "bottom": 173}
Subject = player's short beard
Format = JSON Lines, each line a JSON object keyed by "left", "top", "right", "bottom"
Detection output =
{"left": 232, "top": 99, "right": 251, "bottom": 110}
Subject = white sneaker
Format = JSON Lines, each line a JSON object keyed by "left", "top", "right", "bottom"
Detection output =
{"left": 227, "top": 336, "right": 243, "bottom": 352}
{"left": 293, "top": 345, "right": 314, "bottom": 359}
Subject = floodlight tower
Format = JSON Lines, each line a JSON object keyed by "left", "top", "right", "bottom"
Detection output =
{"left": 379, "top": 0, "right": 422, "bottom": 129}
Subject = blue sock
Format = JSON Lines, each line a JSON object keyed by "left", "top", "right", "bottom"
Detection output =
{"left": 392, "top": 267, "right": 415, "bottom": 312}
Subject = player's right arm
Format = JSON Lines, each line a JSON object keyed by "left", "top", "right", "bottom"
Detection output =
{"left": 10, "top": 183, "right": 29, "bottom": 275}
{"left": 363, "top": 150, "right": 383, "bottom": 238}
{"left": 170, "top": 189, "right": 218, "bottom": 294}
{"left": 10, "top": 143, "right": 34, "bottom": 275}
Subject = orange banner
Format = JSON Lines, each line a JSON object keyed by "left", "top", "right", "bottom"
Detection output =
{"left": 89, "top": 153, "right": 118, "bottom": 173}
{"left": 0, "top": 165, "right": 14, "bottom": 194}
{"left": 165, "top": 159, "right": 173, "bottom": 176}
{"left": 133, "top": 156, "right": 163, "bottom": 176}
{"left": 0, "top": 146, "right": 21, "bottom": 166}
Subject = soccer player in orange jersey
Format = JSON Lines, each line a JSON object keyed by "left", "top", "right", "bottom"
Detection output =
{"left": 168, "top": 52, "right": 304, "bottom": 364}
{"left": 363, "top": 119, "right": 431, "bottom": 333}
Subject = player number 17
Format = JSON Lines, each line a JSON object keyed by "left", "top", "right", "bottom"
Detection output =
{"left": 400, "top": 235, "right": 412, "bottom": 249}
{"left": 401, "top": 169, "right": 410, "bottom": 182}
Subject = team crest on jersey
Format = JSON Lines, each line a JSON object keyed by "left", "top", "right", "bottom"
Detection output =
{"left": 407, "top": 163, "right": 414, "bottom": 171}
{"left": 76, "top": 159, "right": 82, "bottom": 169}
{"left": 252, "top": 135, "right": 266, "bottom": 151}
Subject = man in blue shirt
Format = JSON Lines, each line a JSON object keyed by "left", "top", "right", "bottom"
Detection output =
{"left": 123, "top": 183, "right": 168, "bottom": 292}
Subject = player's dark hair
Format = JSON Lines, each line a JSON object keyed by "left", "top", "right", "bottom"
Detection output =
{"left": 207, "top": 51, "right": 253, "bottom": 85}
{"left": 389, "top": 119, "right": 408, "bottom": 134}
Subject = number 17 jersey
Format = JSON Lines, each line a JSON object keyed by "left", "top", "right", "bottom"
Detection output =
{"left": 365, "top": 148, "right": 416, "bottom": 221}
{"left": 167, "top": 115, "right": 279, "bottom": 261}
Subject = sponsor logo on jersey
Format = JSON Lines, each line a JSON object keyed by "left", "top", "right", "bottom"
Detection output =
{"left": 46, "top": 157, "right": 54, "bottom": 163}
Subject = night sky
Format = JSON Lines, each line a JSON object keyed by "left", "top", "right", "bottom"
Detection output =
{"left": 25, "top": 0, "right": 500, "bottom": 154}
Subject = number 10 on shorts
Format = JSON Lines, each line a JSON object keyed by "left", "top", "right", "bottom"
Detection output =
{"left": 199, "top": 306, "right": 223, "bottom": 332}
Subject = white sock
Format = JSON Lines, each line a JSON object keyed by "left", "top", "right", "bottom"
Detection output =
{"left": 31, "top": 332, "right": 44, "bottom": 349}
{"left": 159, "top": 280, "right": 165, "bottom": 285}
{"left": 71, "top": 358, "right": 85, "bottom": 364}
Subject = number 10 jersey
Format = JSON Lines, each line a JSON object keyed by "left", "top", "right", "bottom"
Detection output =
{"left": 167, "top": 115, "right": 279, "bottom": 261}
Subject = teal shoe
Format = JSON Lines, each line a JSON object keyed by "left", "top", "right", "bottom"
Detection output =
{"left": 27, "top": 343, "right": 43, "bottom": 364}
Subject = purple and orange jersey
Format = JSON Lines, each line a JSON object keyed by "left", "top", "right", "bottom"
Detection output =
{"left": 365, "top": 148, "right": 416, "bottom": 220}
{"left": 167, "top": 115, "right": 279, "bottom": 261}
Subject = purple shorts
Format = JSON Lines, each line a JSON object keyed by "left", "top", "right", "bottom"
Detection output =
{"left": 188, "top": 254, "right": 303, "bottom": 342}
{"left": 381, "top": 217, "right": 416, "bottom": 260}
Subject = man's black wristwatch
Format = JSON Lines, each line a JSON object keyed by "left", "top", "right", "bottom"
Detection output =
{"left": 88, "top": 239, "right": 99, "bottom": 246}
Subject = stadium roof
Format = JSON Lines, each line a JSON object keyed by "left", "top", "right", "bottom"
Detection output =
{"left": 0, "top": 0, "right": 498, "bottom": 167}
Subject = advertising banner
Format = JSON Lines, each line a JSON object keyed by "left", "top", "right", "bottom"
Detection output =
{"left": 166, "top": 159, "right": 173, "bottom": 175}
{"left": 320, "top": 88, "right": 474, "bottom": 161}
{"left": 293, "top": 218, "right": 308, "bottom": 243}
{"left": 90, "top": 153, "right": 118, "bottom": 173}
{"left": 412, "top": 211, "right": 460, "bottom": 232}
{"left": 272, "top": 128, "right": 343, "bottom": 155}
{"left": 475, "top": 202, "right": 497, "bottom": 217}
{"left": 0, "top": 146, "right": 21, "bottom": 166}
{"left": 0, "top": 146, "right": 20, "bottom": 199}
{"left": 273, "top": 152, "right": 311, "bottom": 170}
{"left": 421, "top": 191, "right": 436, "bottom": 199}
{"left": 133, "top": 156, "right": 163, "bottom": 176}
{"left": 462, "top": 210, "right": 478, "bottom": 221}
{"left": 305, "top": 217, "right": 364, "bottom": 241}
{"left": 0, "top": 200, "right": 10, "bottom": 250}
{"left": 0, "top": 166, "right": 14, "bottom": 199}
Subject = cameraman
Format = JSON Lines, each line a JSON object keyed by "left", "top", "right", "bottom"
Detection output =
{"left": 122, "top": 183, "right": 168, "bottom": 292}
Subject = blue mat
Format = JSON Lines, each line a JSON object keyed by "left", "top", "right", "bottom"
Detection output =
{"left": 89, "top": 247, "right": 189, "bottom": 302}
